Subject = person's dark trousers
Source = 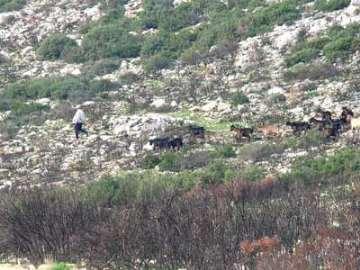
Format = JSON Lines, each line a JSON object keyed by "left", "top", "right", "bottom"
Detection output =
{"left": 74, "top": 123, "right": 88, "bottom": 139}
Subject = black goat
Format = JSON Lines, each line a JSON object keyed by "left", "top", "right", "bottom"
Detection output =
{"left": 168, "top": 137, "right": 183, "bottom": 151}
{"left": 286, "top": 121, "right": 311, "bottom": 135}
{"left": 149, "top": 137, "right": 183, "bottom": 151}
{"left": 189, "top": 125, "right": 205, "bottom": 139}
{"left": 149, "top": 137, "right": 171, "bottom": 151}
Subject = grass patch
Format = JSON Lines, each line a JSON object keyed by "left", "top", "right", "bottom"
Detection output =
{"left": 314, "top": 0, "right": 350, "bottom": 12}
{"left": 170, "top": 110, "right": 231, "bottom": 133}
{"left": 52, "top": 263, "right": 72, "bottom": 270}
{"left": 0, "top": 0, "right": 25, "bottom": 12}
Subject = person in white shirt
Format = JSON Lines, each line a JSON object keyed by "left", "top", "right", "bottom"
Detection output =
{"left": 72, "top": 105, "right": 88, "bottom": 139}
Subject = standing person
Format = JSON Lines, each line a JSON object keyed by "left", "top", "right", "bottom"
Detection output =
{"left": 72, "top": 105, "right": 88, "bottom": 139}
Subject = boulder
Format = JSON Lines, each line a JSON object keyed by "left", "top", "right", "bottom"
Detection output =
{"left": 0, "top": 13, "right": 15, "bottom": 26}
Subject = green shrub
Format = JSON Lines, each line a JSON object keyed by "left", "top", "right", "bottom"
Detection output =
{"left": 52, "top": 263, "right": 72, "bottom": 270}
{"left": 285, "top": 47, "right": 320, "bottom": 67}
{"left": 86, "top": 172, "right": 199, "bottom": 205}
{"left": 231, "top": 92, "right": 250, "bottom": 106}
{"left": 180, "top": 46, "right": 207, "bottom": 65}
{"left": 158, "top": 152, "right": 181, "bottom": 172}
{"left": 140, "top": 0, "right": 173, "bottom": 29}
{"left": 201, "top": 161, "right": 236, "bottom": 185}
{"left": 36, "top": 34, "right": 79, "bottom": 61}
{"left": 159, "top": 2, "right": 201, "bottom": 32}
{"left": 247, "top": 0, "right": 301, "bottom": 37}
{"left": 0, "top": 101, "right": 50, "bottom": 137}
{"left": 286, "top": 24, "right": 360, "bottom": 66}
{"left": 215, "top": 144, "right": 236, "bottom": 158}
{"left": 141, "top": 30, "right": 197, "bottom": 64}
{"left": 82, "top": 58, "right": 120, "bottom": 78}
{"left": 240, "top": 165, "right": 266, "bottom": 182}
{"left": 82, "top": 23, "right": 141, "bottom": 60}
{"left": 11, "top": 101, "right": 49, "bottom": 117}
{"left": 1, "top": 77, "right": 118, "bottom": 104}
{"left": 0, "top": 0, "right": 25, "bottom": 12}
{"left": 295, "top": 129, "right": 324, "bottom": 149}
{"left": 314, "top": 0, "right": 350, "bottom": 11}
{"left": 283, "top": 63, "right": 340, "bottom": 81}
{"left": 281, "top": 148, "right": 360, "bottom": 186}
{"left": 143, "top": 53, "right": 173, "bottom": 73}
{"left": 141, "top": 154, "right": 161, "bottom": 169}
{"left": 323, "top": 36, "right": 353, "bottom": 62}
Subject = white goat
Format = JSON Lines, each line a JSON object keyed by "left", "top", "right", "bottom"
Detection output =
{"left": 351, "top": 117, "right": 360, "bottom": 130}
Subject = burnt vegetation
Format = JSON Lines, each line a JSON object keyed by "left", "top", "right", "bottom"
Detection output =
{"left": 0, "top": 148, "right": 360, "bottom": 269}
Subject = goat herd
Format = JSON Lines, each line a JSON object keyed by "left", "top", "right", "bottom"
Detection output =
{"left": 149, "top": 107, "right": 360, "bottom": 151}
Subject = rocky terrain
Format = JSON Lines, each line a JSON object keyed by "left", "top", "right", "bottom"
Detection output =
{"left": 1, "top": 0, "right": 360, "bottom": 268}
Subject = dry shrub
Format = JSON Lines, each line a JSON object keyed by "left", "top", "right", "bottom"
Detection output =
{"left": 1, "top": 173, "right": 359, "bottom": 269}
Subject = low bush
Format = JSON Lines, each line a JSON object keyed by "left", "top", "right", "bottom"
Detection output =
{"left": 1, "top": 76, "right": 118, "bottom": 104}
{"left": 239, "top": 142, "right": 286, "bottom": 162}
{"left": 82, "top": 23, "right": 141, "bottom": 61}
{"left": 314, "top": 0, "right": 350, "bottom": 11}
{"left": 215, "top": 144, "right": 237, "bottom": 158}
{"left": 281, "top": 148, "right": 360, "bottom": 186}
{"left": 231, "top": 91, "right": 250, "bottom": 106}
{"left": 286, "top": 24, "right": 360, "bottom": 66}
{"left": 0, "top": 0, "right": 25, "bottom": 12}
{"left": 240, "top": 165, "right": 266, "bottom": 182}
{"left": 246, "top": 0, "right": 301, "bottom": 37}
{"left": 285, "top": 47, "right": 320, "bottom": 67}
{"left": 36, "top": 34, "right": 79, "bottom": 61}
{"left": 82, "top": 58, "right": 120, "bottom": 77}
{"left": 158, "top": 152, "right": 181, "bottom": 172}
{"left": 323, "top": 36, "right": 353, "bottom": 62}
{"left": 176, "top": 151, "right": 212, "bottom": 170}
{"left": 143, "top": 53, "right": 173, "bottom": 73}
{"left": 201, "top": 160, "right": 236, "bottom": 185}
{"left": 283, "top": 63, "right": 340, "bottom": 81}
{"left": 141, "top": 153, "right": 161, "bottom": 169}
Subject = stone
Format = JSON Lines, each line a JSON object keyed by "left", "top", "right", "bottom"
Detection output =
{"left": 151, "top": 98, "right": 166, "bottom": 108}
{"left": 35, "top": 98, "right": 51, "bottom": 106}
{"left": 0, "top": 13, "right": 15, "bottom": 25}
{"left": 0, "top": 51, "right": 11, "bottom": 63}
{"left": 268, "top": 86, "right": 286, "bottom": 95}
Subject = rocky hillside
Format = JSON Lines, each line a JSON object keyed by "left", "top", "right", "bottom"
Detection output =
{"left": 2, "top": 0, "right": 360, "bottom": 269}
{"left": 0, "top": 0, "right": 360, "bottom": 188}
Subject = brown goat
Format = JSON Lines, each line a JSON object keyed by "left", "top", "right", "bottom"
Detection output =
{"left": 257, "top": 124, "right": 281, "bottom": 138}
{"left": 240, "top": 235, "right": 281, "bottom": 255}
{"left": 230, "top": 125, "right": 254, "bottom": 142}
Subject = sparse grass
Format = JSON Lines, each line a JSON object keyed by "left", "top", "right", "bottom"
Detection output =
{"left": 52, "top": 263, "right": 72, "bottom": 270}
{"left": 170, "top": 110, "right": 232, "bottom": 133}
